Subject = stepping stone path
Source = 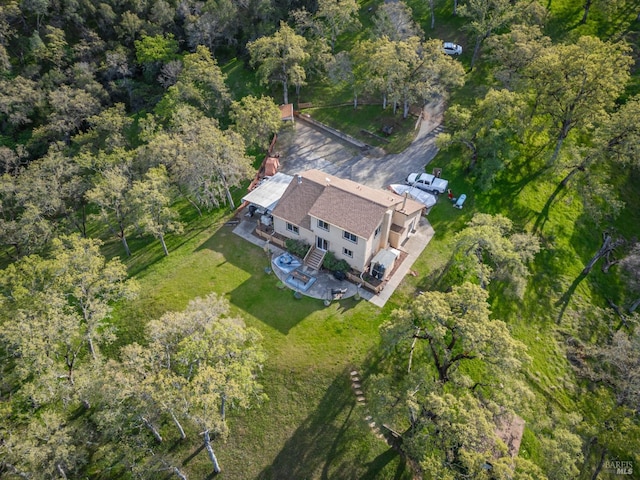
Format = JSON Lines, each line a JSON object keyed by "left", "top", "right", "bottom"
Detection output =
{"left": 349, "top": 369, "right": 393, "bottom": 446}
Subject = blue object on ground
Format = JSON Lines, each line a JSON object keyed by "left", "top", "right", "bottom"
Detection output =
{"left": 274, "top": 253, "right": 302, "bottom": 273}
{"left": 285, "top": 269, "right": 317, "bottom": 292}
{"left": 454, "top": 194, "right": 467, "bottom": 209}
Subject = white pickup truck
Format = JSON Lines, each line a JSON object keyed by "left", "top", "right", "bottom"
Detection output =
{"left": 405, "top": 172, "right": 449, "bottom": 194}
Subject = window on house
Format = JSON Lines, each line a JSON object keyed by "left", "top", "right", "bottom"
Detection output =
{"left": 286, "top": 223, "right": 299, "bottom": 234}
{"left": 343, "top": 248, "right": 353, "bottom": 258}
{"left": 317, "top": 219, "right": 329, "bottom": 231}
{"left": 343, "top": 230, "right": 357, "bottom": 243}
{"left": 374, "top": 225, "right": 381, "bottom": 237}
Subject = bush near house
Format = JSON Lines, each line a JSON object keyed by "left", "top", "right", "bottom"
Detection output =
{"left": 322, "top": 251, "right": 351, "bottom": 273}
{"left": 285, "top": 238, "right": 311, "bottom": 258}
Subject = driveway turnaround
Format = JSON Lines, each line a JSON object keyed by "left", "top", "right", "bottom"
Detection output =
{"left": 275, "top": 100, "right": 445, "bottom": 189}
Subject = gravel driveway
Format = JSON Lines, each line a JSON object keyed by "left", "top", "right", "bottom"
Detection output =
{"left": 274, "top": 100, "right": 445, "bottom": 189}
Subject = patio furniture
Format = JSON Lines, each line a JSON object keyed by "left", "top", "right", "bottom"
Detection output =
{"left": 331, "top": 287, "right": 348, "bottom": 300}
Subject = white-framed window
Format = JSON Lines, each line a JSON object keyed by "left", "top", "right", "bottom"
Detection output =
{"left": 286, "top": 223, "right": 299, "bottom": 234}
{"left": 374, "top": 225, "right": 381, "bottom": 237}
{"left": 317, "top": 219, "right": 330, "bottom": 231}
{"left": 343, "top": 248, "right": 353, "bottom": 258}
{"left": 343, "top": 230, "right": 357, "bottom": 243}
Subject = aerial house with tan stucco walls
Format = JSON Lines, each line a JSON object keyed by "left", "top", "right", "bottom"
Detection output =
{"left": 270, "top": 169, "right": 424, "bottom": 273}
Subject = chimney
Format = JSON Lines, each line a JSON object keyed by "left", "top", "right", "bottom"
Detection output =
{"left": 297, "top": 174, "right": 302, "bottom": 184}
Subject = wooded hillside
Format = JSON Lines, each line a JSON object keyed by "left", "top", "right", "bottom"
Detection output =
{"left": 1, "top": 0, "right": 639, "bottom": 478}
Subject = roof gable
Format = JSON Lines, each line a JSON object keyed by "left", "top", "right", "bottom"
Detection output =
{"left": 272, "top": 170, "right": 424, "bottom": 237}
{"left": 271, "top": 175, "right": 324, "bottom": 230}
{"left": 309, "top": 186, "right": 388, "bottom": 238}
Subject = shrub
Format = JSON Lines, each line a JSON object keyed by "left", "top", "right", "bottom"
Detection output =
{"left": 285, "top": 239, "right": 310, "bottom": 258}
{"left": 322, "top": 250, "right": 350, "bottom": 272}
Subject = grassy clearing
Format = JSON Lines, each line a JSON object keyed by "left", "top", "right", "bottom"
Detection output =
{"left": 221, "top": 57, "right": 266, "bottom": 101}
{"left": 99, "top": 2, "right": 640, "bottom": 477}
{"left": 108, "top": 216, "right": 410, "bottom": 479}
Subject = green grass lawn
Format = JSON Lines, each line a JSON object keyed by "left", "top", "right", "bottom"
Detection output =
{"left": 103, "top": 132, "right": 638, "bottom": 477}
{"left": 306, "top": 104, "right": 418, "bottom": 153}
{"left": 109, "top": 216, "right": 410, "bottom": 479}
{"left": 98, "top": 2, "right": 640, "bottom": 476}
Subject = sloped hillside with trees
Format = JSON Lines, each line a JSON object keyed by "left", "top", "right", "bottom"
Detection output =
{"left": 1, "top": 0, "right": 639, "bottom": 478}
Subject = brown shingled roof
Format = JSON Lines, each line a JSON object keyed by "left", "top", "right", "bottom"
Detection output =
{"left": 309, "top": 186, "right": 388, "bottom": 239}
{"left": 271, "top": 175, "right": 324, "bottom": 230}
{"left": 280, "top": 104, "right": 294, "bottom": 121}
{"left": 272, "top": 170, "right": 424, "bottom": 238}
{"left": 302, "top": 170, "right": 397, "bottom": 207}
{"left": 264, "top": 156, "right": 279, "bottom": 176}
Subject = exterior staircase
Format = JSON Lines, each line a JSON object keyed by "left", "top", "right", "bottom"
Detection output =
{"left": 304, "top": 246, "right": 326, "bottom": 272}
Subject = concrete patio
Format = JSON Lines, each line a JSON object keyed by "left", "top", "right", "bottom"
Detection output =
{"left": 232, "top": 210, "right": 434, "bottom": 308}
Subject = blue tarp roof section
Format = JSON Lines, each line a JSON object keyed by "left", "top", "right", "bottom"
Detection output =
{"left": 242, "top": 172, "right": 293, "bottom": 211}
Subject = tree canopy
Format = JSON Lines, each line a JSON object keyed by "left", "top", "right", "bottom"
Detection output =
{"left": 374, "top": 283, "right": 532, "bottom": 478}
{"left": 248, "top": 22, "right": 309, "bottom": 105}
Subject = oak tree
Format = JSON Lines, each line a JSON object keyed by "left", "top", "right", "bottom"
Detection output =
{"left": 130, "top": 165, "right": 183, "bottom": 256}
{"left": 163, "top": 107, "right": 254, "bottom": 211}
{"left": 436, "top": 88, "right": 526, "bottom": 187}
{"left": 485, "top": 24, "right": 551, "bottom": 89}
{"left": 315, "top": 0, "right": 360, "bottom": 51}
{"left": 458, "top": 0, "right": 520, "bottom": 68}
{"left": 229, "top": 95, "right": 283, "bottom": 150}
{"left": 451, "top": 213, "right": 540, "bottom": 297}
{"left": 523, "top": 36, "right": 632, "bottom": 166}
{"left": 382, "top": 282, "right": 528, "bottom": 384}
{"left": 183, "top": 0, "right": 239, "bottom": 50}
{"left": 85, "top": 163, "right": 135, "bottom": 256}
{"left": 372, "top": 1, "right": 423, "bottom": 41}
{"left": 118, "top": 294, "right": 266, "bottom": 474}
{"left": 373, "top": 283, "right": 530, "bottom": 477}
{"left": 156, "top": 45, "right": 230, "bottom": 120}
{"left": 248, "top": 22, "right": 309, "bottom": 105}
{"left": 621, "top": 243, "right": 640, "bottom": 312}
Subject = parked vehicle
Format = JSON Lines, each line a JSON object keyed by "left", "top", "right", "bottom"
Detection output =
{"left": 443, "top": 42, "right": 463, "bottom": 55}
{"left": 405, "top": 173, "right": 449, "bottom": 194}
{"left": 389, "top": 184, "right": 437, "bottom": 208}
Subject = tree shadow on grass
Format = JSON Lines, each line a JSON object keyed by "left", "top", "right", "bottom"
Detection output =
{"left": 532, "top": 179, "right": 568, "bottom": 235}
{"left": 555, "top": 272, "right": 586, "bottom": 324}
{"left": 478, "top": 163, "right": 549, "bottom": 224}
{"left": 196, "top": 227, "right": 324, "bottom": 334}
{"left": 545, "top": 2, "right": 584, "bottom": 37}
{"left": 181, "top": 443, "right": 205, "bottom": 466}
{"left": 360, "top": 448, "right": 407, "bottom": 480}
{"left": 256, "top": 370, "right": 406, "bottom": 480}
{"left": 227, "top": 276, "right": 324, "bottom": 334}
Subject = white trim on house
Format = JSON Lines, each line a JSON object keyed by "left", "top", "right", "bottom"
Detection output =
{"left": 271, "top": 170, "right": 424, "bottom": 272}
{"left": 343, "top": 230, "right": 358, "bottom": 244}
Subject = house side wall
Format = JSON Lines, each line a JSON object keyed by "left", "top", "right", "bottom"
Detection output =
{"left": 273, "top": 216, "right": 314, "bottom": 247}
{"left": 391, "top": 209, "right": 422, "bottom": 245}
{"left": 309, "top": 215, "right": 372, "bottom": 271}
{"left": 377, "top": 210, "right": 393, "bottom": 252}
{"left": 362, "top": 228, "right": 382, "bottom": 272}
{"left": 274, "top": 214, "right": 385, "bottom": 272}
